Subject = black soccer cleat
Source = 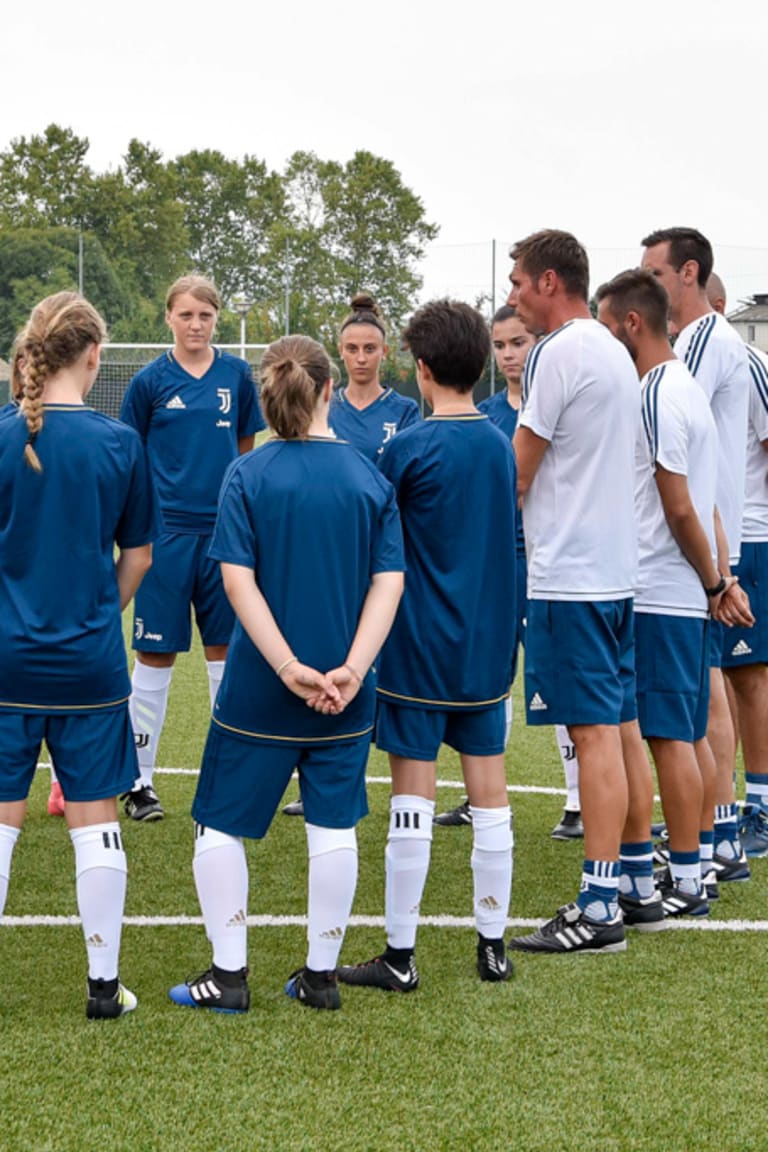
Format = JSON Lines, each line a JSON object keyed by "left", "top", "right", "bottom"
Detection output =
{"left": 618, "top": 890, "right": 666, "bottom": 932}
{"left": 122, "top": 784, "right": 164, "bottom": 822}
{"left": 86, "top": 977, "right": 137, "bottom": 1020}
{"left": 476, "top": 937, "right": 513, "bottom": 981}
{"left": 337, "top": 953, "right": 419, "bottom": 992}
{"left": 508, "top": 903, "right": 626, "bottom": 955}
{"left": 169, "top": 966, "right": 250, "bottom": 1013}
{"left": 434, "top": 799, "right": 472, "bottom": 827}
{"left": 284, "top": 967, "right": 341, "bottom": 1010}
{"left": 550, "top": 808, "right": 584, "bottom": 840}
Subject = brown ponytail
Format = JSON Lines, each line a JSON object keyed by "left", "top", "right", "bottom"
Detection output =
{"left": 259, "top": 335, "right": 331, "bottom": 440}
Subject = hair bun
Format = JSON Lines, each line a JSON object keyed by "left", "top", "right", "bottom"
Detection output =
{"left": 350, "top": 292, "right": 379, "bottom": 315}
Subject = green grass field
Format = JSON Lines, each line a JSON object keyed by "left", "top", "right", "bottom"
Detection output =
{"left": 2, "top": 635, "right": 766, "bottom": 1152}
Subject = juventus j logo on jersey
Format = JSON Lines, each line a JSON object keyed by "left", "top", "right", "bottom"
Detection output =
{"left": 382, "top": 422, "right": 397, "bottom": 443}
{"left": 217, "top": 389, "right": 232, "bottom": 414}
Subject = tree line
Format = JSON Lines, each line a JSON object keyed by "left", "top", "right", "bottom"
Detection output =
{"left": 0, "top": 124, "right": 438, "bottom": 360}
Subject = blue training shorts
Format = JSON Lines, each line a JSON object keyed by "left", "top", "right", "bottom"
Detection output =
{"left": 0, "top": 705, "right": 138, "bottom": 803}
{"left": 375, "top": 699, "right": 508, "bottom": 761}
{"left": 192, "top": 722, "right": 370, "bottom": 838}
{"left": 524, "top": 598, "right": 637, "bottom": 727}
{"left": 132, "top": 531, "right": 234, "bottom": 653}
{"left": 635, "top": 612, "right": 710, "bottom": 742}
{"left": 721, "top": 542, "right": 768, "bottom": 667}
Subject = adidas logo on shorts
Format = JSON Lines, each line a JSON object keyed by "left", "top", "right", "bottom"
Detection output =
{"left": 529, "top": 692, "right": 548, "bottom": 712}
{"left": 730, "top": 639, "right": 753, "bottom": 657}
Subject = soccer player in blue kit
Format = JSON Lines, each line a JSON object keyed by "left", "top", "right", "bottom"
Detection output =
{"left": 0, "top": 292, "right": 159, "bottom": 1018}
{"left": 169, "top": 334, "right": 404, "bottom": 1012}
{"left": 329, "top": 292, "right": 421, "bottom": 462}
{"left": 434, "top": 305, "right": 584, "bottom": 838}
{"left": 282, "top": 291, "right": 420, "bottom": 819}
{"left": 120, "top": 275, "right": 264, "bottom": 821}
{"left": 338, "top": 299, "right": 519, "bottom": 991}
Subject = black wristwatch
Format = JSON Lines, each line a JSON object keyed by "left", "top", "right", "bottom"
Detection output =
{"left": 704, "top": 575, "right": 727, "bottom": 598}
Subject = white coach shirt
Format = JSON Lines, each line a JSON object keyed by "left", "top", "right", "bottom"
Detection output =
{"left": 519, "top": 318, "right": 640, "bottom": 602}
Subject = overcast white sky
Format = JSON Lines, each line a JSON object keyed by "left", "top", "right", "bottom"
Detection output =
{"left": 2, "top": 0, "right": 766, "bottom": 307}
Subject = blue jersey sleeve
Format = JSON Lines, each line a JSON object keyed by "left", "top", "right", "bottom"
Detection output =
{"left": 398, "top": 398, "right": 421, "bottom": 432}
{"left": 120, "top": 371, "right": 153, "bottom": 441}
{"left": 371, "top": 479, "right": 406, "bottom": 575}
{"left": 115, "top": 431, "right": 162, "bottom": 549}
{"left": 209, "top": 460, "right": 259, "bottom": 569}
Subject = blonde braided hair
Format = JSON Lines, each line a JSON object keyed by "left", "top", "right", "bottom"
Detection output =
{"left": 20, "top": 292, "right": 107, "bottom": 473}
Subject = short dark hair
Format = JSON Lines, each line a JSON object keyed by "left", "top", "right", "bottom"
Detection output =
{"left": 403, "top": 299, "right": 489, "bottom": 393}
{"left": 595, "top": 268, "right": 669, "bottom": 337}
{"left": 640, "top": 227, "right": 713, "bottom": 287}
{"left": 509, "top": 229, "right": 589, "bottom": 300}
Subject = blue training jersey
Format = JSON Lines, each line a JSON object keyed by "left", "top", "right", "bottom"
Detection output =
{"left": 376, "top": 414, "right": 518, "bottom": 709}
{"left": 329, "top": 387, "right": 421, "bottom": 462}
{"left": 478, "top": 390, "right": 525, "bottom": 557}
{"left": 209, "top": 437, "right": 405, "bottom": 744}
{"left": 120, "top": 349, "right": 265, "bottom": 534}
{"left": 0, "top": 405, "right": 160, "bottom": 710}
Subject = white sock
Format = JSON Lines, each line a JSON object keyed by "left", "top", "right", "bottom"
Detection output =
{"left": 555, "top": 724, "right": 580, "bottom": 810}
{"left": 470, "top": 806, "right": 513, "bottom": 938}
{"left": 193, "top": 824, "right": 248, "bottom": 972}
{"left": 385, "top": 795, "right": 434, "bottom": 951}
{"left": 129, "top": 662, "right": 173, "bottom": 787}
{"left": 0, "top": 824, "right": 21, "bottom": 916}
{"left": 206, "top": 660, "right": 226, "bottom": 711}
{"left": 504, "top": 696, "right": 513, "bottom": 745}
{"left": 50, "top": 765, "right": 59, "bottom": 785}
{"left": 70, "top": 823, "right": 127, "bottom": 981}
{"left": 305, "top": 823, "right": 357, "bottom": 971}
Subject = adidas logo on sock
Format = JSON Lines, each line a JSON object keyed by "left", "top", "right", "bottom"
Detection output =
{"left": 226, "top": 909, "right": 247, "bottom": 928}
{"left": 479, "top": 895, "right": 501, "bottom": 911}
{"left": 320, "top": 926, "right": 343, "bottom": 940}
{"left": 166, "top": 395, "right": 186, "bottom": 410}
{"left": 86, "top": 934, "right": 107, "bottom": 948}
{"left": 731, "top": 639, "right": 753, "bottom": 657}
{"left": 529, "top": 692, "right": 548, "bottom": 712}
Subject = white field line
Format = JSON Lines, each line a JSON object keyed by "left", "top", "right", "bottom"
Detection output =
{"left": 34, "top": 762, "right": 635, "bottom": 800}
{"left": 3, "top": 914, "right": 768, "bottom": 933}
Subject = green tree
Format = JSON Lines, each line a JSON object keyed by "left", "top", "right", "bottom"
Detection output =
{"left": 85, "top": 140, "right": 188, "bottom": 306}
{"left": 0, "top": 125, "right": 92, "bottom": 230}
{"left": 173, "top": 149, "right": 286, "bottom": 306}
{"left": 281, "top": 149, "right": 438, "bottom": 345}
{"left": 0, "top": 227, "right": 129, "bottom": 355}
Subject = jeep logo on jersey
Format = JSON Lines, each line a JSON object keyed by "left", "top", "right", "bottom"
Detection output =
{"left": 217, "top": 389, "right": 232, "bottom": 414}
{"left": 382, "top": 422, "right": 398, "bottom": 443}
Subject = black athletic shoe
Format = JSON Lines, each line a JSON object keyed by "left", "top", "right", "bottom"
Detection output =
{"left": 702, "top": 867, "right": 719, "bottom": 901}
{"left": 476, "top": 938, "right": 513, "bottom": 982}
{"left": 86, "top": 978, "right": 137, "bottom": 1020}
{"left": 434, "top": 799, "right": 472, "bottom": 827}
{"left": 550, "top": 809, "right": 584, "bottom": 840}
{"left": 655, "top": 872, "right": 709, "bottom": 918}
{"left": 508, "top": 903, "right": 626, "bottom": 955}
{"left": 337, "top": 953, "right": 419, "bottom": 992}
{"left": 712, "top": 850, "right": 751, "bottom": 883}
{"left": 284, "top": 967, "right": 341, "bottom": 1010}
{"left": 122, "top": 785, "right": 164, "bottom": 822}
{"left": 169, "top": 966, "right": 250, "bottom": 1013}
{"left": 282, "top": 799, "right": 305, "bottom": 817}
{"left": 618, "top": 890, "right": 666, "bottom": 932}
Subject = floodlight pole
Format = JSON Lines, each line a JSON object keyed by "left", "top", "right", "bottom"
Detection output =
{"left": 230, "top": 296, "right": 253, "bottom": 360}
